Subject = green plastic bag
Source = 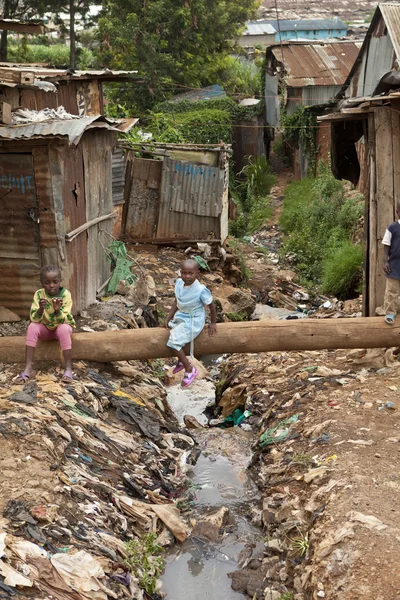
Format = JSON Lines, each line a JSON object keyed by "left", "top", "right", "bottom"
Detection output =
{"left": 259, "top": 414, "right": 299, "bottom": 447}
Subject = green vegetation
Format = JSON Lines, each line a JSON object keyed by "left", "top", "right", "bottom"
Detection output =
{"left": 230, "top": 155, "right": 276, "bottom": 237}
{"left": 124, "top": 533, "right": 165, "bottom": 595}
{"left": 280, "top": 162, "right": 364, "bottom": 298}
{"left": 226, "top": 311, "right": 248, "bottom": 322}
{"left": 98, "top": 0, "right": 259, "bottom": 111}
{"left": 8, "top": 42, "right": 96, "bottom": 69}
{"left": 281, "top": 106, "right": 318, "bottom": 176}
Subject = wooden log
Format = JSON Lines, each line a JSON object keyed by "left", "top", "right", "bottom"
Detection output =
{"left": 3, "top": 317, "right": 400, "bottom": 364}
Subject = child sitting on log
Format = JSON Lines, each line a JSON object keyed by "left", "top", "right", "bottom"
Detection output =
{"left": 164, "top": 259, "right": 217, "bottom": 387}
{"left": 16, "top": 264, "right": 75, "bottom": 383}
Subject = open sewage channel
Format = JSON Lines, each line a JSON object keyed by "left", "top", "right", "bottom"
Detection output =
{"left": 161, "top": 356, "right": 263, "bottom": 600}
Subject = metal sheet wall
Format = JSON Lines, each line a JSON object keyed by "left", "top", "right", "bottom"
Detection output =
{"left": 112, "top": 147, "right": 126, "bottom": 206}
{"left": 156, "top": 157, "right": 223, "bottom": 239}
{"left": 265, "top": 72, "right": 280, "bottom": 127}
{"left": 0, "top": 153, "right": 40, "bottom": 315}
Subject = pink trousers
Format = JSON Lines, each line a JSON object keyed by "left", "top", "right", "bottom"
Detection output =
{"left": 26, "top": 323, "right": 72, "bottom": 351}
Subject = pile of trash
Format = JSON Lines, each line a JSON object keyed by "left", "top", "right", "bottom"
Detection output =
{"left": 210, "top": 348, "right": 400, "bottom": 599}
{"left": 0, "top": 361, "right": 196, "bottom": 599}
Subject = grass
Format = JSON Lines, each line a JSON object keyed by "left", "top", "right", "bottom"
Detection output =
{"left": 230, "top": 155, "right": 276, "bottom": 238}
{"left": 280, "top": 161, "right": 364, "bottom": 298}
{"left": 321, "top": 241, "right": 363, "bottom": 299}
{"left": 124, "top": 533, "right": 165, "bottom": 595}
{"left": 291, "top": 529, "right": 310, "bottom": 557}
{"left": 226, "top": 311, "right": 248, "bottom": 322}
{"left": 8, "top": 43, "right": 96, "bottom": 69}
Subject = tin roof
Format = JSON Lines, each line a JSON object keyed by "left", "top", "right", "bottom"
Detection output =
{"left": 242, "top": 20, "right": 276, "bottom": 36}
{"left": 0, "top": 64, "right": 138, "bottom": 85}
{"left": 0, "top": 19, "right": 44, "bottom": 34}
{"left": 378, "top": 3, "right": 400, "bottom": 60}
{"left": 169, "top": 84, "right": 226, "bottom": 103}
{"left": 0, "top": 115, "right": 121, "bottom": 145}
{"left": 266, "top": 18, "right": 347, "bottom": 32}
{"left": 269, "top": 41, "right": 362, "bottom": 87}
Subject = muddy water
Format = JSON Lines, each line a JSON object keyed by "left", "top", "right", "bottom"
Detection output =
{"left": 162, "top": 376, "right": 261, "bottom": 600}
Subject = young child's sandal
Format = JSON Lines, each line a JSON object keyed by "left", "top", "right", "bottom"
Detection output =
{"left": 61, "top": 370, "right": 74, "bottom": 383}
{"left": 172, "top": 361, "right": 185, "bottom": 374}
{"left": 181, "top": 367, "right": 199, "bottom": 388}
{"left": 385, "top": 313, "right": 396, "bottom": 325}
{"left": 13, "top": 372, "right": 32, "bottom": 383}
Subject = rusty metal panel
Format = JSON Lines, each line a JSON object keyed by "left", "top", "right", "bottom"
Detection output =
{"left": 271, "top": 41, "right": 362, "bottom": 88}
{"left": 233, "top": 116, "right": 265, "bottom": 174}
{"left": 157, "top": 156, "right": 225, "bottom": 239}
{"left": 161, "top": 157, "right": 223, "bottom": 218}
{"left": 0, "top": 153, "right": 40, "bottom": 316}
{"left": 112, "top": 147, "right": 126, "bottom": 206}
{"left": 82, "top": 130, "right": 116, "bottom": 307}
{"left": 58, "top": 81, "right": 79, "bottom": 115}
{"left": 20, "top": 88, "right": 58, "bottom": 111}
{"left": 123, "top": 156, "right": 162, "bottom": 240}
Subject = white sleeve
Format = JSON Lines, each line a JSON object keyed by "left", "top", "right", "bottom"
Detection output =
{"left": 382, "top": 229, "right": 392, "bottom": 246}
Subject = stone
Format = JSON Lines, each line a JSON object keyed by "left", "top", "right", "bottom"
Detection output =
{"left": 226, "top": 289, "right": 256, "bottom": 316}
{"left": 0, "top": 306, "right": 20, "bottom": 322}
{"left": 265, "top": 538, "right": 284, "bottom": 554}
{"left": 263, "top": 589, "right": 281, "bottom": 600}
{"left": 191, "top": 507, "right": 230, "bottom": 542}
{"left": 229, "top": 569, "right": 251, "bottom": 593}
{"left": 251, "top": 304, "right": 292, "bottom": 321}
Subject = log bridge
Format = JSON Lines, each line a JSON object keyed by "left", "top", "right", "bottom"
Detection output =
{"left": 1, "top": 318, "right": 400, "bottom": 363}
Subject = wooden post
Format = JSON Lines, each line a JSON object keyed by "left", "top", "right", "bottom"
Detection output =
{"left": 3, "top": 317, "right": 400, "bottom": 364}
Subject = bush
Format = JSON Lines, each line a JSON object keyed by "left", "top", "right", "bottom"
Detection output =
{"left": 230, "top": 155, "right": 276, "bottom": 237}
{"left": 280, "top": 161, "right": 364, "bottom": 296}
{"left": 321, "top": 242, "right": 363, "bottom": 299}
{"left": 7, "top": 43, "right": 96, "bottom": 69}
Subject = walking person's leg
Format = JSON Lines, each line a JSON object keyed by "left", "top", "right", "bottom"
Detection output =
{"left": 384, "top": 278, "right": 400, "bottom": 324}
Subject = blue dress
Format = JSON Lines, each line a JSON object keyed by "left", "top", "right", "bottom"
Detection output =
{"left": 167, "top": 278, "right": 213, "bottom": 354}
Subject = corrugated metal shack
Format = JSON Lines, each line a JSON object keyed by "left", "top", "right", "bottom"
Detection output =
{"left": 320, "top": 2, "right": 400, "bottom": 317}
{"left": 265, "top": 41, "right": 361, "bottom": 177}
{"left": 0, "top": 65, "right": 138, "bottom": 316}
{"left": 120, "top": 143, "right": 230, "bottom": 244}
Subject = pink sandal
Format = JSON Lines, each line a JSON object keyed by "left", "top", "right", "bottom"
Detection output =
{"left": 181, "top": 367, "right": 199, "bottom": 388}
{"left": 172, "top": 361, "right": 185, "bottom": 374}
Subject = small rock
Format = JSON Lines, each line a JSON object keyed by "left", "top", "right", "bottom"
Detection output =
{"left": 265, "top": 538, "right": 283, "bottom": 554}
{"left": 263, "top": 588, "right": 281, "bottom": 600}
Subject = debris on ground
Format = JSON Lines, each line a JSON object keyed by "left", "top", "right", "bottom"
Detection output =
{"left": 0, "top": 361, "right": 197, "bottom": 599}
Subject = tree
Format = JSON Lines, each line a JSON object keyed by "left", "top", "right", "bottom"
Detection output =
{"left": 98, "top": 0, "right": 259, "bottom": 110}
{"left": 0, "top": 0, "right": 93, "bottom": 68}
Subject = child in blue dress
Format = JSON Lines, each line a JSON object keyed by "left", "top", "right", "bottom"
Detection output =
{"left": 164, "top": 259, "right": 217, "bottom": 387}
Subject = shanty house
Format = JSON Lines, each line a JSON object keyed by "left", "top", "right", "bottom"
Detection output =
{"left": 238, "top": 20, "right": 276, "bottom": 48}
{"left": 264, "top": 19, "right": 347, "bottom": 43}
{"left": 265, "top": 41, "right": 361, "bottom": 176}
{"left": 320, "top": 2, "right": 400, "bottom": 316}
{"left": 0, "top": 65, "right": 137, "bottom": 316}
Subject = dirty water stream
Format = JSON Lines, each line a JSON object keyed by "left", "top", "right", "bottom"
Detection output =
{"left": 162, "top": 358, "right": 262, "bottom": 600}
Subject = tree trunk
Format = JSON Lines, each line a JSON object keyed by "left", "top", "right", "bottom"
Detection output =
{"left": 2, "top": 317, "right": 400, "bottom": 364}
{"left": 69, "top": 0, "right": 76, "bottom": 69}
{"left": 0, "top": 0, "right": 10, "bottom": 62}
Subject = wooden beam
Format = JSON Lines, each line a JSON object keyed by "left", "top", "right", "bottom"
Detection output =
{"left": 3, "top": 318, "right": 400, "bottom": 364}
{"left": 0, "top": 20, "right": 44, "bottom": 34}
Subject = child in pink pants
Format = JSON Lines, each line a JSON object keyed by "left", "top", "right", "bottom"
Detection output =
{"left": 17, "top": 264, "right": 75, "bottom": 383}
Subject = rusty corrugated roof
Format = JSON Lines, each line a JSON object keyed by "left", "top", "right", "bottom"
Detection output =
{"left": 0, "top": 64, "right": 138, "bottom": 83}
{"left": 0, "top": 115, "right": 120, "bottom": 145}
{"left": 271, "top": 41, "right": 362, "bottom": 87}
